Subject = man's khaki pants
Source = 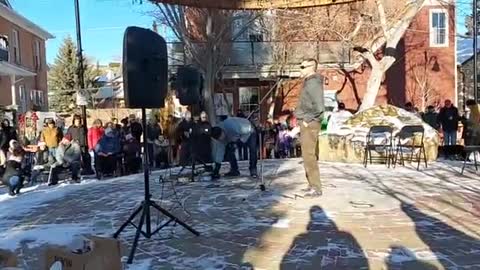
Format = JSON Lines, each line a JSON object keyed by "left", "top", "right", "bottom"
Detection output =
{"left": 300, "top": 121, "right": 322, "bottom": 191}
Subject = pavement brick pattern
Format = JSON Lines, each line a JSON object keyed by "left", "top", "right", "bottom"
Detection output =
{"left": 2, "top": 159, "right": 480, "bottom": 269}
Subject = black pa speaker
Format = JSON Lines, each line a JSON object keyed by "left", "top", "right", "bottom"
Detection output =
{"left": 123, "top": 26, "right": 168, "bottom": 108}
{"left": 175, "top": 66, "right": 202, "bottom": 106}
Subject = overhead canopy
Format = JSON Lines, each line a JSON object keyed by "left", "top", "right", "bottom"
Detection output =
{"left": 150, "top": 0, "right": 361, "bottom": 9}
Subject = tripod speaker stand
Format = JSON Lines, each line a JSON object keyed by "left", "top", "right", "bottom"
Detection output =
{"left": 113, "top": 108, "right": 200, "bottom": 263}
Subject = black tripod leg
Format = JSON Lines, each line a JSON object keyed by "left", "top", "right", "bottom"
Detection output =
{"left": 127, "top": 207, "right": 147, "bottom": 264}
{"left": 113, "top": 203, "right": 143, "bottom": 238}
{"left": 151, "top": 202, "right": 200, "bottom": 236}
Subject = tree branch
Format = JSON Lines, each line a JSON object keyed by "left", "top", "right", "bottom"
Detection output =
{"left": 375, "top": 0, "right": 389, "bottom": 38}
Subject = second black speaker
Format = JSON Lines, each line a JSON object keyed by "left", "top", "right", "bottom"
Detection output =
{"left": 175, "top": 67, "right": 202, "bottom": 106}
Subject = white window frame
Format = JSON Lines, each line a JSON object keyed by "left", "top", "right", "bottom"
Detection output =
{"left": 238, "top": 87, "right": 260, "bottom": 116}
{"left": 19, "top": 85, "right": 26, "bottom": 103}
{"left": 33, "top": 40, "right": 41, "bottom": 70}
{"left": 11, "top": 29, "right": 20, "bottom": 63}
{"left": 429, "top": 9, "right": 449, "bottom": 48}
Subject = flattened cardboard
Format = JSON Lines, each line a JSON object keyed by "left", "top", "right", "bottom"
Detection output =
{"left": 44, "top": 236, "right": 122, "bottom": 270}
{"left": 0, "top": 249, "right": 17, "bottom": 268}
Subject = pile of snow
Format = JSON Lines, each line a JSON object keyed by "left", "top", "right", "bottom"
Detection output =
{"left": 326, "top": 105, "right": 439, "bottom": 145}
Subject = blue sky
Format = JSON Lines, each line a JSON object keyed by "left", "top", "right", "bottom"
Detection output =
{"left": 9, "top": 0, "right": 473, "bottom": 65}
{"left": 10, "top": 0, "right": 160, "bottom": 65}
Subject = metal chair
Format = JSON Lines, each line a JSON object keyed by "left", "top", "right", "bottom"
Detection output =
{"left": 461, "top": 145, "right": 480, "bottom": 174}
{"left": 393, "top": 125, "right": 428, "bottom": 170}
{"left": 364, "top": 125, "right": 394, "bottom": 168}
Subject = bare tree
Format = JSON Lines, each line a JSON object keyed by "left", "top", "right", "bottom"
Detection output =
{"left": 272, "top": 0, "right": 430, "bottom": 111}
{"left": 151, "top": 4, "right": 262, "bottom": 124}
{"left": 407, "top": 53, "right": 441, "bottom": 111}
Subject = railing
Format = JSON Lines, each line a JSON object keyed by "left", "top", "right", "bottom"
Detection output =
{"left": 167, "top": 41, "right": 350, "bottom": 67}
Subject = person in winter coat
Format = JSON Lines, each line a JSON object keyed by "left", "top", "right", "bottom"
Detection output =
{"left": 50, "top": 134, "right": 81, "bottom": 185}
{"left": 146, "top": 118, "right": 161, "bottom": 168}
{"left": 210, "top": 117, "right": 258, "bottom": 179}
{"left": 88, "top": 119, "right": 104, "bottom": 151}
{"left": 438, "top": 99, "right": 460, "bottom": 146}
{"left": 67, "top": 115, "right": 86, "bottom": 148}
{"left": 0, "top": 119, "right": 17, "bottom": 152}
{"left": 463, "top": 100, "right": 480, "bottom": 146}
{"left": 128, "top": 114, "right": 143, "bottom": 143}
{"left": 41, "top": 119, "right": 62, "bottom": 156}
{"left": 176, "top": 111, "right": 195, "bottom": 166}
{"left": 195, "top": 111, "right": 212, "bottom": 164}
{"left": 123, "top": 134, "right": 141, "bottom": 174}
{"left": 94, "top": 127, "right": 121, "bottom": 178}
{"left": 2, "top": 146, "right": 25, "bottom": 196}
{"left": 30, "top": 142, "right": 55, "bottom": 184}
{"left": 422, "top": 105, "right": 440, "bottom": 130}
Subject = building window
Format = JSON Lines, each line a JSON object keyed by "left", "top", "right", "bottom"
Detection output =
{"left": 11, "top": 29, "right": 20, "bottom": 63}
{"left": 430, "top": 10, "right": 448, "bottom": 47}
{"left": 30, "top": 90, "right": 44, "bottom": 106}
{"left": 33, "top": 40, "right": 41, "bottom": 70}
{"left": 19, "top": 85, "right": 26, "bottom": 103}
{"left": 239, "top": 87, "right": 259, "bottom": 117}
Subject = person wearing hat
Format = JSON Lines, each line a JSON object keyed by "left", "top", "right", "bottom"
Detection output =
{"left": 41, "top": 119, "right": 62, "bottom": 157}
{"left": 2, "top": 146, "right": 25, "bottom": 196}
{"left": 30, "top": 141, "right": 55, "bottom": 185}
{"left": 94, "top": 127, "right": 121, "bottom": 179}
{"left": 128, "top": 114, "right": 143, "bottom": 143}
{"left": 50, "top": 134, "right": 81, "bottom": 185}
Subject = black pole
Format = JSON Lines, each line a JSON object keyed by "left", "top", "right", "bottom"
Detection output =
{"left": 74, "top": 0, "right": 88, "bottom": 145}
{"left": 474, "top": 0, "right": 478, "bottom": 102}
{"left": 141, "top": 108, "right": 152, "bottom": 236}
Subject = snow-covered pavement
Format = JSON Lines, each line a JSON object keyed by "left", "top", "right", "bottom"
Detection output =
{"left": 1, "top": 159, "right": 479, "bottom": 269}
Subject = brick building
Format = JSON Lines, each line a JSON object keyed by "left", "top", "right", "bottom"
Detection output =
{"left": 209, "top": 0, "right": 457, "bottom": 121}
{"left": 0, "top": 0, "right": 53, "bottom": 113}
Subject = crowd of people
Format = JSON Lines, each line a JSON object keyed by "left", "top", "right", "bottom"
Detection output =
{"left": 2, "top": 94, "right": 477, "bottom": 196}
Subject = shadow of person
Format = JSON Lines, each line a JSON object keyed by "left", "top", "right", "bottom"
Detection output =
{"left": 280, "top": 205, "right": 369, "bottom": 270}
{"left": 401, "top": 202, "right": 480, "bottom": 268}
{"left": 386, "top": 245, "right": 438, "bottom": 270}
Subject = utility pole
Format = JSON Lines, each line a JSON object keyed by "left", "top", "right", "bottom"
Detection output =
{"left": 74, "top": 0, "right": 93, "bottom": 174}
{"left": 474, "top": 0, "right": 478, "bottom": 102}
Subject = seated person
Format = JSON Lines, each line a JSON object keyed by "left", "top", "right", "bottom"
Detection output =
{"left": 30, "top": 142, "right": 55, "bottom": 184}
{"left": 2, "top": 147, "right": 26, "bottom": 196}
{"left": 49, "top": 134, "right": 81, "bottom": 186}
{"left": 123, "top": 134, "right": 141, "bottom": 174}
{"left": 95, "top": 127, "right": 121, "bottom": 178}
{"left": 210, "top": 117, "right": 258, "bottom": 179}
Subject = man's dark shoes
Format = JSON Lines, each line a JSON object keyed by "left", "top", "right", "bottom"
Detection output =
{"left": 48, "top": 182, "right": 57, "bottom": 186}
{"left": 224, "top": 171, "right": 240, "bottom": 177}
{"left": 304, "top": 189, "right": 322, "bottom": 198}
{"left": 211, "top": 173, "right": 220, "bottom": 180}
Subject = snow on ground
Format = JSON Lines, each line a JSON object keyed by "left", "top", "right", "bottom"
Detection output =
{"left": 0, "top": 159, "right": 479, "bottom": 269}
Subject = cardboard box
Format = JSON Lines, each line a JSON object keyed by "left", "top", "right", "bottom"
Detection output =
{"left": 0, "top": 249, "right": 17, "bottom": 268}
{"left": 44, "top": 236, "right": 122, "bottom": 270}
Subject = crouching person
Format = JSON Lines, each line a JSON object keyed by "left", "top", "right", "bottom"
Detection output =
{"left": 210, "top": 117, "right": 258, "bottom": 180}
{"left": 94, "top": 127, "right": 121, "bottom": 179}
{"left": 2, "top": 147, "right": 26, "bottom": 196}
{"left": 49, "top": 134, "right": 81, "bottom": 186}
{"left": 30, "top": 142, "right": 55, "bottom": 185}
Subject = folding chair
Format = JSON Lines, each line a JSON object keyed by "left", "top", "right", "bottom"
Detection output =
{"left": 393, "top": 125, "right": 428, "bottom": 170}
{"left": 364, "top": 125, "right": 394, "bottom": 167}
{"left": 461, "top": 145, "right": 480, "bottom": 174}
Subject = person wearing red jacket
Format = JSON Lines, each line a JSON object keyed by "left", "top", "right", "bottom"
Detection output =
{"left": 88, "top": 119, "right": 104, "bottom": 175}
{"left": 88, "top": 119, "right": 104, "bottom": 151}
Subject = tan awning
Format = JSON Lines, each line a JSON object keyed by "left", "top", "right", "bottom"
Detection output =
{"left": 151, "top": 0, "right": 361, "bottom": 9}
{"left": 0, "top": 61, "right": 36, "bottom": 77}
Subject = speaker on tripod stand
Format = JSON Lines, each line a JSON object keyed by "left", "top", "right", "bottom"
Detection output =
{"left": 113, "top": 26, "right": 199, "bottom": 264}
{"left": 174, "top": 66, "right": 212, "bottom": 181}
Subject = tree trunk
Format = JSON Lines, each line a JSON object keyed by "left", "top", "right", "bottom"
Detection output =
{"left": 204, "top": 61, "right": 217, "bottom": 125}
{"left": 359, "top": 64, "right": 384, "bottom": 111}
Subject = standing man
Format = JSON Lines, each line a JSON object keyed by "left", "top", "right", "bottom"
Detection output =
{"left": 438, "top": 99, "right": 460, "bottom": 146}
{"left": 210, "top": 117, "right": 257, "bottom": 179}
{"left": 294, "top": 59, "right": 324, "bottom": 198}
